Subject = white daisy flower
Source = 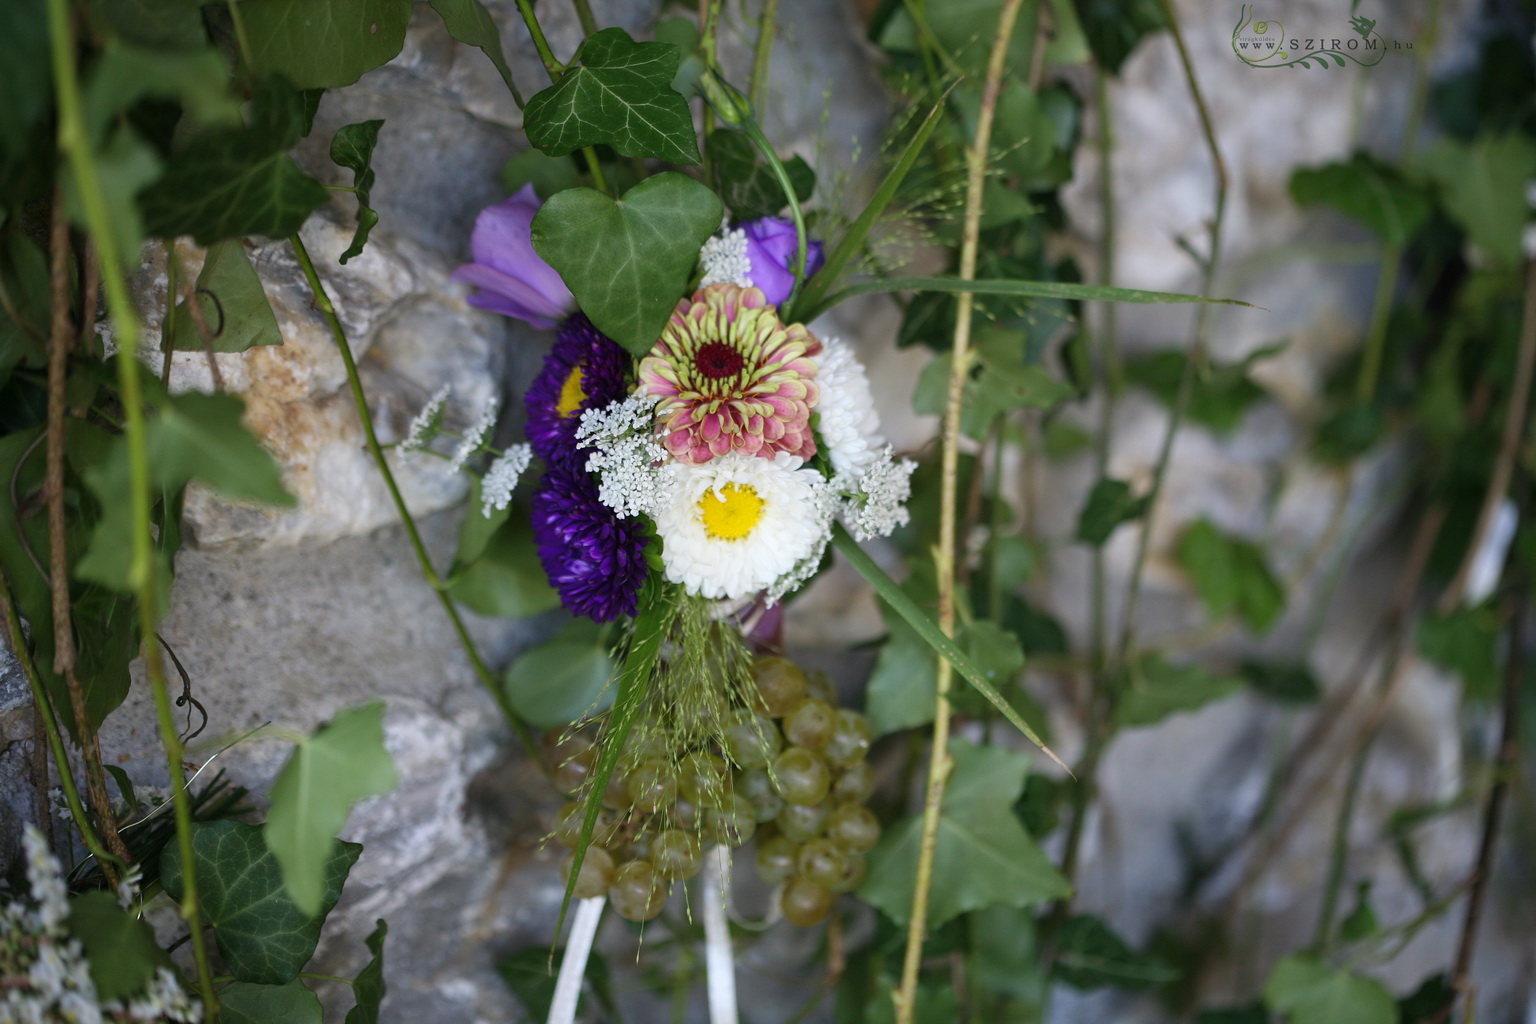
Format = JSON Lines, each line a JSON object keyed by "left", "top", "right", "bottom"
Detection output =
{"left": 654, "top": 453, "right": 833, "bottom": 601}
{"left": 480, "top": 444, "right": 532, "bottom": 518}
{"left": 698, "top": 227, "right": 752, "bottom": 289}
{"left": 815, "top": 337, "right": 883, "bottom": 480}
{"left": 400, "top": 384, "right": 451, "bottom": 454}
{"left": 839, "top": 446, "right": 916, "bottom": 541}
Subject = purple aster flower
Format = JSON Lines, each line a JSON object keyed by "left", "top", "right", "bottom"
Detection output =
{"left": 525, "top": 313, "right": 631, "bottom": 468}
{"left": 742, "top": 217, "right": 826, "bottom": 306}
{"left": 452, "top": 185, "right": 575, "bottom": 328}
{"left": 531, "top": 465, "right": 650, "bottom": 622}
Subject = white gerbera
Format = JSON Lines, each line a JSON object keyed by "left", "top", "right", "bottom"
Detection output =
{"left": 654, "top": 453, "right": 832, "bottom": 601}
{"left": 815, "top": 337, "right": 882, "bottom": 480}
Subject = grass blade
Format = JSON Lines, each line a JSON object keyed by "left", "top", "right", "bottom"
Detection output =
{"left": 802, "top": 275, "right": 1261, "bottom": 322}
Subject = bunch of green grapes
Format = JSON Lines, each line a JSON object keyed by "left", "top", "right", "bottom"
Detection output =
{"left": 539, "top": 655, "right": 879, "bottom": 927}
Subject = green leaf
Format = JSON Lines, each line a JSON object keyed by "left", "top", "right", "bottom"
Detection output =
{"left": 1070, "top": 0, "right": 1165, "bottom": 73}
{"left": 161, "top": 820, "right": 359, "bottom": 984}
{"left": 344, "top": 920, "right": 388, "bottom": 1024}
{"left": 1416, "top": 607, "right": 1501, "bottom": 701}
{"left": 147, "top": 392, "right": 293, "bottom": 505}
{"left": 1197, "top": 1004, "right": 1269, "bottom": 1024}
{"left": 0, "top": 233, "right": 51, "bottom": 375}
{"left": 330, "top": 120, "right": 384, "bottom": 264}
{"left": 68, "top": 130, "right": 162, "bottom": 274}
{"left": 1239, "top": 659, "right": 1322, "bottom": 703}
{"left": 1340, "top": 881, "right": 1379, "bottom": 943}
{"left": 913, "top": 353, "right": 1074, "bottom": 440}
{"left": 137, "top": 76, "right": 330, "bottom": 244}
{"left": 429, "top": 0, "right": 521, "bottom": 104}
{"left": 220, "top": 980, "right": 324, "bottom": 1024}
{"left": 1054, "top": 914, "right": 1181, "bottom": 990}
{"left": 87, "top": 0, "right": 206, "bottom": 49}
{"left": 1313, "top": 403, "right": 1384, "bottom": 465}
{"left": 859, "top": 740, "right": 1070, "bottom": 926}
{"left": 523, "top": 28, "right": 699, "bottom": 164}
{"left": 1421, "top": 132, "right": 1536, "bottom": 269}
{"left": 865, "top": 611, "right": 935, "bottom": 736}
{"left": 1289, "top": 153, "right": 1433, "bottom": 246}
{"left": 499, "top": 149, "right": 582, "bottom": 200}
{"left": 498, "top": 945, "right": 612, "bottom": 1021}
{"left": 531, "top": 173, "right": 723, "bottom": 356}
{"left": 446, "top": 512, "right": 559, "bottom": 617}
{"left": 1076, "top": 478, "right": 1148, "bottom": 546}
{"left": 969, "top": 906, "right": 1047, "bottom": 1001}
{"left": 170, "top": 240, "right": 283, "bottom": 353}
{"left": 706, "top": 129, "right": 816, "bottom": 220}
{"left": 1115, "top": 652, "right": 1242, "bottom": 728}
{"left": 1264, "top": 954, "right": 1397, "bottom": 1024}
{"left": 1176, "top": 518, "right": 1285, "bottom": 632}
{"left": 504, "top": 620, "right": 616, "bottom": 728}
{"left": 239, "top": 0, "right": 411, "bottom": 90}
{"left": 66, "top": 891, "right": 171, "bottom": 1001}
{"left": 83, "top": 44, "right": 240, "bottom": 146}
{"left": 265, "top": 701, "right": 397, "bottom": 915}
{"left": 1397, "top": 974, "right": 1454, "bottom": 1024}
{"left": 0, "top": 0, "right": 50, "bottom": 164}
{"left": 1124, "top": 347, "right": 1275, "bottom": 435}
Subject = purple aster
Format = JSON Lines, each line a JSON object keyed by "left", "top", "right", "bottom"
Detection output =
{"left": 524, "top": 313, "right": 631, "bottom": 468}
{"left": 531, "top": 465, "right": 649, "bottom": 622}
{"left": 452, "top": 185, "right": 575, "bottom": 328}
{"left": 742, "top": 217, "right": 826, "bottom": 306}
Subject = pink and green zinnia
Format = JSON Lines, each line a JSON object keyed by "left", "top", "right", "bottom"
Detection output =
{"left": 638, "top": 284, "right": 822, "bottom": 465}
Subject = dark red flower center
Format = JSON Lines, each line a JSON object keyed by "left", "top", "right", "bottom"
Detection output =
{"left": 693, "top": 341, "right": 744, "bottom": 380}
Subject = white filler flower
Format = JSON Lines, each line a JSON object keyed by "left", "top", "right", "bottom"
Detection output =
{"left": 815, "top": 336, "right": 883, "bottom": 480}
{"left": 698, "top": 226, "right": 752, "bottom": 289}
{"left": 655, "top": 453, "right": 830, "bottom": 600}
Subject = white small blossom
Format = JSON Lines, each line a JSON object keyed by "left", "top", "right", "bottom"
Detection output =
{"left": 765, "top": 474, "right": 839, "bottom": 605}
{"left": 699, "top": 227, "right": 752, "bottom": 288}
{"left": 449, "top": 395, "right": 501, "bottom": 473}
{"left": 481, "top": 445, "right": 532, "bottom": 518}
{"left": 839, "top": 446, "right": 915, "bottom": 541}
{"left": 401, "top": 385, "right": 451, "bottom": 454}
{"left": 577, "top": 394, "right": 675, "bottom": 519}
{"left": 23, "top": 828, "right": 68, "bottom": 933}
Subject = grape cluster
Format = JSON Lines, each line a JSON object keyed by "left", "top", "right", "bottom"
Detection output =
{"left": 540, "top": 655, "right": 879, "bottom": 927}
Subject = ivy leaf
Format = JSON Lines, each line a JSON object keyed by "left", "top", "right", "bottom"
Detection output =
{"left": 1076, "top": 478, "right": 1148, "bottom": 546}
{"left": 866, "top": 614, "right": 1029, "bottom": 736}
{"left": 860, "top": 740, "right": 1070, "bottom": 926}
{"left": 523, "top": 28, "right": 700, "bottom": 164}
{"left": 1264, "top": 954, "right": 1396, "bottom": 1024}
{"left": 1054, "top": 914, "right": 1181, "bottom": 990}
{"left": 1177, "top": 518, "right": 1286, "bottom": 632}
{"left": 503, "top": 620, "right": 616, "bottom": 728}
{"left": 446, "top": 511, "right": 559, "bottom": 617}
{"left": 1290, "top": 153, "right": 1433, "bottom": 246}
{"left": 0, "top": 234, "right": 50, "bottom": 375}
{"left": 220, "top": 980, "right": 324, "bottom": 1024}
{"left": 1340, "top": 881, "right": 1379, "bottom": 943}
{"left": 914, "top": 353, "right": 1074, "bottom": 440}
{"left": 499, "top": 149, "right": 582, "bottom": 200}
{"left": 265, "top": 702, "right": 397, "bottom": 915}
{"left": 330, "top": 120, "right": 384, "bottom": 264}
{"left": 1070, "top": 0, "right": 1165, "bottom": 74}
{"left": 147, "top": 392, "right": 293, "bottom": 505}
{"left": 531, "top": 173, "right": 723, "bottom": 355}
{"left": 344, "top": 920, "right": 388, "bottom": 1024}
{"left": 1239, "top": 659, "right": 1322, "bottom": 703}
{"left": 1421, "top": 131, "right": 1536, "bottom": 269}
{"left": 0, "top": 0, "right": 50, "bottom": 164}
{"left": 170, "top": 240, "right": 283, "bottom": 353}
{"left": 429, "top": 0, "right": 520, "bottom": 103}
{"left": 1115, "top": 652, "right": 1242, "bottom": 728}
{"left": 1416, "top": 607, "right": 1501, "bottom": 701}
{"left": 69, "top": 131, "right": 162, "bottom": 274}
{"left": 66, "top": 892, "right": 171, "bottom": 1001}
{"left": 137, "top": 76, "right": 329, "bottom": 244}
{"left": 706, "top": 129, "right": 815, "bottom": 220}
{"left": 238, "top": 0, "right": 411, "bottom": 90}
{"left": 161, "top": 820, "right": 359, "bottom": 984}
{"left": 1124, "top": 348, "right": 1274, "bottom": 435}
{"left": 87, "top": 0, "right": 206, "bottom": 49}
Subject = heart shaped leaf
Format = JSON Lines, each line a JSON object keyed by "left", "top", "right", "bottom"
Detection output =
{"left": 531, "top": 173, "right": 722, "bottom": 356}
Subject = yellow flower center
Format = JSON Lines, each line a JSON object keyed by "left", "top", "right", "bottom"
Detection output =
{"left": 556, "top": 364, "right": 586, "bottom": 418}
{"left": 698, "top": 483, "right": 765, "bottom": 541}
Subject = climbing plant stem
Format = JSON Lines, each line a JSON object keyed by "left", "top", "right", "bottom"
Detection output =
{"left": 749, "top": 0, "right": 780, "bottom": 112}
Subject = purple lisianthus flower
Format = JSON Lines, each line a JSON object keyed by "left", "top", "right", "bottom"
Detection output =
{"left": 452, "top": 184, "right": 574, "bottom": 328}
{"left": 524, "top": 313, "right": 631, "bottom": 468}
{"left": 531, "top": 464, "right": 649, "bottom": 622}
{"left": 742, "top": 217, "right": 826, "bottom": 306}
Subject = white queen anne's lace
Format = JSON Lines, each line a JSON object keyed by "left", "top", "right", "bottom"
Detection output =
{"left": 838, "top": 446, "right": 916, "bottom": 541}
{"left": 577, "top": 394, "right": 675, "bottom": 519}
{"left": 449, "top": 395, "right": 501, "bottom": 473}
{"left": 698, "top": 227, "right": 752, "bottom": 289}
{"left": 481, "top": 444, "right": 532, "bottom": 518}
{"left": 400, "top": 385, "right": 451, "bottom": 454}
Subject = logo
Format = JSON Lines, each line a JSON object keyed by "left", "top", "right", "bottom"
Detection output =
{"left": 1232, "top": 5, "right": 1410, "bottom": 69}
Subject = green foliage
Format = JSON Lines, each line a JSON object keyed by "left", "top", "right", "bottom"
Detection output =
{"left": 913, "top": 352, "right": 1074, "bottom": 441}
{"left": 1421, "top": 131, "right": 1536, "bottom": 269}
{"left": 1263, "top": 954, "right": 1397, "bottom": 1024}
{"left": 220, "top": 980, "right": 324, "bottom": 1024}
{"left": 1339, "top": 881, "right": 1379, "bottom": 943}
{"left": 1177, "top": 518, "right": 1286, "bottom": 633}
{"left": 531, "top": 173, "right": 723, "bottom": 356}
{"left": 0, "top": 234, "right": 51, "bottom": 377}
{"left": 861, "top": 740, "right": 1070, "bottom": 927}
{"left": 503, "top": 618, "right": 616, "bottom": 727}
{"left": 499, "top": 149, "right": 582, "bottom": 200}
{"left": 706, "top": 129, "right": 816, "bottom": 220}
{"left": 1416, "top": 606, "right": 1501, "bottom": 701}
{"left": 1115, "top": 652, "right": 1242, "bottom": 728}
{"left": 498, "top": 945, "right": 614, "bottom": 1021}
{"left": 1240, "top": 659, "right": 1322, "bottom": 703}
{"left": 446, "top": 496, "right": 559, "bottom": 617}
{"left": 430, "top": 0, "right": 520, "bottom": 101}
{"left": 87, "top": 0, "right": 206, "bottom": 50}
{"left": 1071, "top": 0, "right": 1165, "bottom": 73}
{"left": 146, "top": 392, "right": 293, "bottom": 503}
{"left": 523, "top": 28, "right": 700, "bottom": 164}
{"left": 265, "top": 701, "right": 397, "bottom": 915}
{"left": 1289, "top": 154, "right": 1433, "bottom": 245}
{"left": 344, "top": 920, "right": 389, "bottom": 1024}
{"left": 238, "top": 0, "right": 411, "bottom": 89}
{"left": 0, "top": 0, "right": 51, "bottom": 168}
{"left": 162, "top": 820, "right": 359, "bottom": 984}
{"left": 1076, "top": 478, "right": 1149, "bottom": 546}
{"left": 866, "top": 611, "right": 1032, "bottom": 736}
{"left": 330, "top": 120, "right": 384, "bottom": 264}
{"left": 1124, "top": 347, "right": 1275, "bottom": 435}
{"left": 168, "top": 240, "right": 284, "bottom": 353}
{"left": 66, "top": 892, "right": 172, "bottom": 1001}
{"left": 1053, "top": 914, "right": 1181, "bottom": 990}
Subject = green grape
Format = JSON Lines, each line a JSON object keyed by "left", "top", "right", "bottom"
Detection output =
{"left": 609, "top": 860, "right": 666, "bottom": 922}
{"left": 651, "top": 829, "right": 702, "bottom": 880}
{"left": 738, "top": 768, "right": 785, "bottom": 822}
{"left": 704, "top": 793, "right": 757, "bottom": 847}
{"left": 561, "top": 846, "right": 615, "bottom": 900}
{"left": 824, "top": 710, "right": 873, "bottom": 767}
{"left": 626, "top": 760, "right": 677, "bottom": 813}
{"left": 797, "top": 837, "right": 850, "bottom": 889}
{"left": 722, "top": 710, "right": 782, "bottom": 769}
{"left": 754, "top": 834, "right": 800, "bottom": 885}
{"left": 832, "top": 761, "right": 876, "bottom": 804}
{"left": 541, "top": 733, "right": 596, "bottom": 796}
{"left": 751, "top": 656, "right": 807, "bottom": 717}
{"left": 601, "top": 769, "right": 631, "bottom": 810}
{"left": 776, "top": 798, "right": 833, "bottom": 843}
{"left": 772, "top": 747, "right": 831, "bottom": 806}
{"left": 552, "top": 802, "right": 616, "bottom": 849}
{"left": 678, "top": 751, "right": 729, "bottom": 807}
{"left": 828, "top": 853, "right": 866, "bottom": 894}
{"left": 804, "top": 668, "right": 836, "bottom": 704}
{"left": 783, "top": 698, "right": 836, "bottom": 750}
{"left": 826, "top": 803, "right": 880, "bottom": 853}
{"left": 780, "top": 877, "right": 833, "bottom": 927}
